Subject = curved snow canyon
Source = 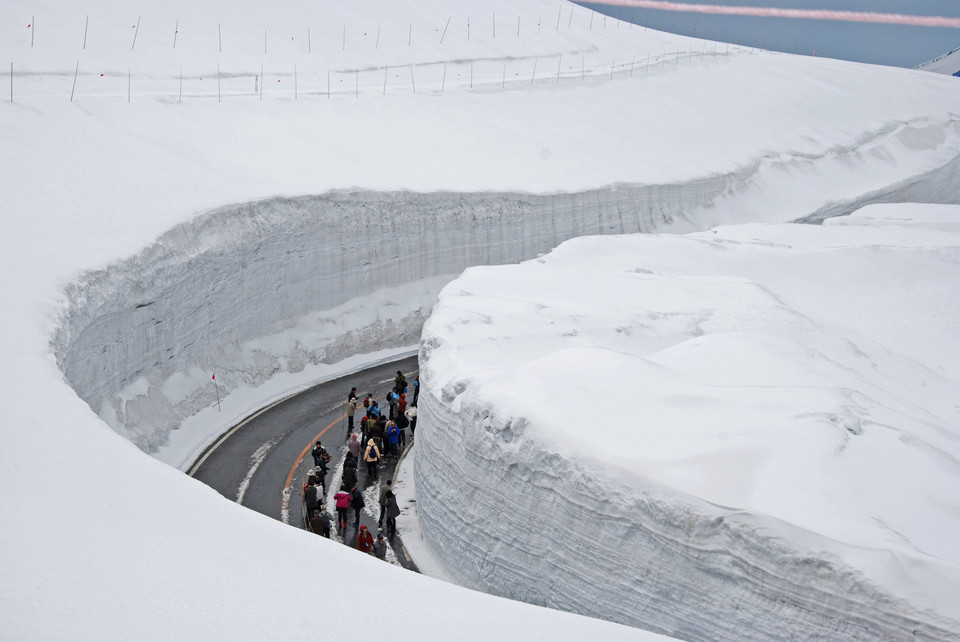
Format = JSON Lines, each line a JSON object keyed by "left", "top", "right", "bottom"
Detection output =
{"left": 8, "top": 0, "right": 960, "bottom": 638}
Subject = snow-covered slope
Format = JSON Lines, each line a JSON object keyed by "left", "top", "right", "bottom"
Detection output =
{"left": 2, "top": 0, "right": 960, "bottom": 637}
{"left": 416, "top": 206, "right": 960, "bottom": 639}
{"left": 917, "top": 47, "right": 960, "bottom": 77}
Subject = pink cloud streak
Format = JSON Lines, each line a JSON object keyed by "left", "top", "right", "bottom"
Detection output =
{"left": 598, "top": 1, "right": 960, "bottom": 28}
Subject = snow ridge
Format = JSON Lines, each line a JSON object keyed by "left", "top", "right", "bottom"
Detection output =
{"left": 53, "top": 181, "right": 733, "bottom": 452}
{"left": 413, "top": 387, "right": 960, "bottom": 640}
{"left": 52, "top": 110, "right": 960, "bottom": 455}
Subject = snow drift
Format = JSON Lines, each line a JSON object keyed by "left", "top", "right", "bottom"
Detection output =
{"left": 414, "top": 207, "right": 960, "bottom": 639}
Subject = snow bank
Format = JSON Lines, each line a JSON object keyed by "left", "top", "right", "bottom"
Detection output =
{"left": 54, "top": 184, "right": 737, "bottom": 457}
{"left": 415, "top": 210, "right": 960, "bottom": 639}
{"left": 54, "top": 131, "right": 960, "bottom": 459}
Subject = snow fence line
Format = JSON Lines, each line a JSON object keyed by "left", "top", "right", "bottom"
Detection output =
{"left": 8, "top": 47, "right": 749, "bottom": 104}
{"left": 7, "top": 8, "right": 760, "bottom": 104}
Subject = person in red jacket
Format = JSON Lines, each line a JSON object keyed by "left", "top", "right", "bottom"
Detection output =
{"left": 357, "top": 525, "right": 374, "bottom": 553}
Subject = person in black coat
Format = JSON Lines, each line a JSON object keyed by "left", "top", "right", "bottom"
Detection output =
{"left": 342, "top": 463, "right": 358, "bottom": 491}
{"left": 349, "top": 484, "right": 365, "bottom": 528}
{"left": 385, "top": 488, "right": 400, "bottom": 538}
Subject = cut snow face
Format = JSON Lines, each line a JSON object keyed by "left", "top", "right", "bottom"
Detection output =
{"left": 415, "top": 206, "right": 960, "bottom": 638}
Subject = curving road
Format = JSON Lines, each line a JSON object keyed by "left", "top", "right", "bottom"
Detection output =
{"left": 189, "top": 355, "right": 420, "bottom": 568}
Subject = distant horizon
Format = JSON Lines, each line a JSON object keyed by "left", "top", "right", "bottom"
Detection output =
{"left": 576, "top": 0, "right": 960, "bottom": 68}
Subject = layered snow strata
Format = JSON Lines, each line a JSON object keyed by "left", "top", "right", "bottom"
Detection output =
{"left": 414, "top": 210, "right": 960, "bottom": 640}
{"left": 53, "top": 112, "right": 960, "bottom": 457}
{"left": 53, "top": 184, "right": 732, "bottom": 453}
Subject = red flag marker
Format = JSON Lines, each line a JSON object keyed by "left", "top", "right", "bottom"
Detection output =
{"left": 212, "top": 373, "right": 221, "bottom": 411}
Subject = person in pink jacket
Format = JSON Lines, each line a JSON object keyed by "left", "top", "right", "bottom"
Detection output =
{"left": 348, "top": 433, "right": 361, "bottom": 459}
{"left": 333, "top": 487, "right": 351, "bottom": 531}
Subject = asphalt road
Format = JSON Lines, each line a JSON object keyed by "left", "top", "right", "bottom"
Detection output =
{"left": 189, "top": 355, "right": 420, "bottom": 568}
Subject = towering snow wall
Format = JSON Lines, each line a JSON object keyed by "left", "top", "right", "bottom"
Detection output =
{"left": 413, "top": 384, "right": 960, "bottom": 640}
{"left": 54, "top": 130, "right": 960, "bottom": 455}
{"left": 413, "top": 217, "right": 960, "bottom": 640}
{"left": 54, "top": 128, "right": 960, "bottom": 456}
{"left": 54, "top": 183, "right": 731, "bottom": 452}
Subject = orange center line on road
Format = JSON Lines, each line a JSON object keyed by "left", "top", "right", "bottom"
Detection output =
{"left": 280, "top": 377, "right": 412, "bottom": 522}
{"left": 282, "top": 413, "right": 345, "bottom": 519}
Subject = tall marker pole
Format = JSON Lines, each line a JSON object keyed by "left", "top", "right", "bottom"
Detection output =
{"left": 212, "top": 373, "right": 222, "bottom": 411}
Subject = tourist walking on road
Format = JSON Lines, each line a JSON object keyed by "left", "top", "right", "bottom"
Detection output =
{"left": 304, "top": 479, "right": 320, "bottom": 518}
{"left": 315, "top": 449, "right": 329, "bottom": 493}
{"left": 385, "top": 488, "right": 400, "bottom": 538}
{"left": 412, "top": 375, "right": 419, "bottom": 405}
{"left": 373, "top": 532, "right": 387, "bottom": 559}
{"left": 362, "top": 414, "right": 375, "bottom": 449}
{"left": 310, "top": 509, "right": 331, "bottom": 538}
{"left": 357, "top": 525, "right": 374, "bottom": 553}
{"left": 334, "top": 487, "right": 351, "bottom": 531}
{"left": 385, "top": 420, "right": 399, "bottom": 458}
{"left": 395, "top": 370, "right": 407, "bottom": 395}
{"left": 378, "top": 479, "right": 394, "bottom": 529}
{"left": 364, "top": 438, "right": 381, "bottom": 476}
{"left": 386, "top": 388, "right": 399, "bottom": 420}
{"left": 317, "top": 505, "right": 333, "bottom": 538}
{"left": 348, "top": 433, "right": 361, "bottom": 460}
{"left": 350, "top": 484, "right": 365, "bottom": 527}
{"left": 396, "top": 408, "right": 408, "bottom": 449}
{"left": 405, "top": 404, "right": 418, "bottom": 437}
{"left": 312, "top": 441, "right": 328, "bottom": 468}
{"left": 347, "top": 388, "right": 359, "bottom": 431}
{"left": 342, "top": 458, "right": 358, "bottom": 491}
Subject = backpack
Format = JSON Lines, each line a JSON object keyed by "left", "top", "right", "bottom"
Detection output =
{"left": 320, "top": 512, "right": 331, "bottom": 528}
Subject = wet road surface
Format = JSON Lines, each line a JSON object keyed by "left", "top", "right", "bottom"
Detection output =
{"left": 190, "top": 355, "right": 420, "bottom": 571}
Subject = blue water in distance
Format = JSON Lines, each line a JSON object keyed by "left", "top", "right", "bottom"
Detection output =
{"left": 576, "top": 0, "right": 960, "bottom": 68}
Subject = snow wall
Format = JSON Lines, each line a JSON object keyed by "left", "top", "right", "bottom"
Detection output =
{"left": 55, "top": 138, "right": 960, "bottom": 453}
{"left": 54, "top": 180, "right": 736, "bottom": 451}
{"left": 413, "top": 379, "right": 960, "bottom": 641}
{"left": 52, "top": 135, "right": 960, "bottom": 640}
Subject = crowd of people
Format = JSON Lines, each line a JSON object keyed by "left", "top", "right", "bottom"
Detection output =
{"left": 304, "top": 372, "right": 419, "bottom": 559}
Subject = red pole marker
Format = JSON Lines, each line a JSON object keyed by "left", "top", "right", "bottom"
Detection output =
{"left": 212, "top": 374, "right": 222, "bottom": 411}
